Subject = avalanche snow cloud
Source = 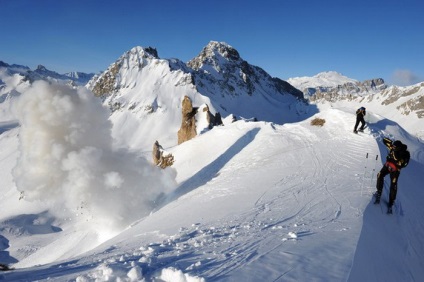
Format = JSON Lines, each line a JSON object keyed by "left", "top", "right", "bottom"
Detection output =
{"left": 11, "top": 81, "right": 176, "bottom": 231}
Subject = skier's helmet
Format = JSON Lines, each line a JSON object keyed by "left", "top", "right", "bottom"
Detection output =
{"left": 393, "top": 140, "right": 402, "bottom": 151}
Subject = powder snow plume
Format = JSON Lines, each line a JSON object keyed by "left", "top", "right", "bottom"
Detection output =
{"left": 11, "top": 81, "right": 176, "bottom": 231}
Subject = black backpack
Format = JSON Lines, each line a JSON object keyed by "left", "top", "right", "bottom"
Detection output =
{"left": 399, "top": 144, "right": 410, "bottom": 168}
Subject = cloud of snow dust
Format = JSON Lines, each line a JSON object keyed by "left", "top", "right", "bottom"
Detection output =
{"left": 12, "top": 81, "right": 176, "bottom": 231}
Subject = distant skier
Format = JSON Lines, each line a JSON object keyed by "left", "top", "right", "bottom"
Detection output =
{"left": 353, "top": 107, "right": 366, "bottom": 133}
{"left": 374, "top": 138, "right": 410, "bottom": 213}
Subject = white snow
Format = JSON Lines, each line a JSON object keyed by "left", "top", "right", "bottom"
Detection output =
{"left": 0, "top": 77, "right": 424, "bottom": 281}
{"left": 287, "top": 71, "right": 358, "bottom": 89}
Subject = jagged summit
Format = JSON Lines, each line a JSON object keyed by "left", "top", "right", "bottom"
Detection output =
{"left": 88, "top": 46, "right": 167, "bottom": 97}
{"left": 124, "top": 46, "right": 159, "bottom": 60}
{"left": 36, "top": 65, "right": 48, "bottom": 71}
{"left": 187, "top": 41, "right": 241, "bottom": 71}
{"left": 185, "top": 41, "right": 304, "bottom": 102}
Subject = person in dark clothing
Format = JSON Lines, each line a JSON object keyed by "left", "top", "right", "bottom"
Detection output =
{"left": 374, "top": 138, "right": 410, "bottom": 213}
{"left": 353, "top": 107, "right": 366, "bottom": 133}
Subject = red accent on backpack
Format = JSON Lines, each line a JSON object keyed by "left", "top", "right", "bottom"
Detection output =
{"left": 385, "top": 161, "right": 398, "bottom": 172}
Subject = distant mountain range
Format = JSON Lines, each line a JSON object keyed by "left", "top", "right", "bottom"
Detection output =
{"left": 288, "top": 71, "right": 423, "bottom": 119}
{"left": 0, "top": 60, "right": 95, "bottom": 86}
{"left": 1, "top": 42, "right": 423, "bottom": 147}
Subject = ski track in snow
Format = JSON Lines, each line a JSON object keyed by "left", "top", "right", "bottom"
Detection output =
{"left": 1, "top": 108, "right": 424, "bottom": 281}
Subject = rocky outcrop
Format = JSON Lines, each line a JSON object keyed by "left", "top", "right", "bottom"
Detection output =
{"left": 202, "top": 104, "right": 224, "bottom": 128}
{"left": 177, "top": 96, "right": 224, "bottom": 144}
{"left": 177, "top": 96, "right": 198, "bottom": 145}
{"left": 152, "top": 140, "right": 174, "bottom": 169}
{"left": 91, "top": 62, "right": 121, "bottom": 97}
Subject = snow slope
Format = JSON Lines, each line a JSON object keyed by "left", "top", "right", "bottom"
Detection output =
{"left": 1, "top": 100, "right": 424, "bottom": 281}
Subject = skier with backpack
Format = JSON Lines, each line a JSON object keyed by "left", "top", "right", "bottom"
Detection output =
{"left": 353, "top": 107, "right": 366, "bottom": 133}
{"left": 374, "top": 138, "right": 410, "bottom": 213}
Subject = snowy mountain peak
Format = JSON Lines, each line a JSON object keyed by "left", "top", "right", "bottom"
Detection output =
{"left": 88, "top": 46, "right": 166, "bottom": 97}
{"left": 126, "top": 46, "right": 159, "bottom": 60}
{"left": 187, "top": 41, "right": 241, "bottom": 71}
{"left": 204, "top": 41, "right": 240, "bottom": 61}
{"left": 315, "top": 71, "right": 354, "bottom": 81}
{"left": 288, "top": 71, "right": 358, "bottom": 89}
{"left": 36, "top": 64, "right": 48, "bottom": 71}
{"left": 185, "top": 41, "right": 304, "bottom": 105}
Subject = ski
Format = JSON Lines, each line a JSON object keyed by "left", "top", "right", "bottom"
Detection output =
{"left": 373, "top": 193, "right": 380, "bottom": 204}
{"left": 386, "top": 201, "right": 394, "bottom": 214}
{"left": 372, "top": 194, "right": 383, "bottom": 213}
{"left": 0, "top": 263, "right": 14, "bottom": 271}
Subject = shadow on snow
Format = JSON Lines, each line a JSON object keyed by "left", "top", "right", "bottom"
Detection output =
{"left": 169, "top": 127, "right": 260, "bottom": 202}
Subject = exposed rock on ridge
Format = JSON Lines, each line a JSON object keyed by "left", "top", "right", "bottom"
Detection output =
{"left": 152, "top": 140, "right": 175, "bottom": 169}
{"left": 177, "top": 96, "right": 198, "bottom": 145}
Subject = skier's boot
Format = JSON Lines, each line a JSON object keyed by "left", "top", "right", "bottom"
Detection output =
{"left": 374, "top": 193, "right": 381, "bottom": 204}
{"left": 353, "top": 130, "right": 358, "bottom": 134}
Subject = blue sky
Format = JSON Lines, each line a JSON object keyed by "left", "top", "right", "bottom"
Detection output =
{"left": 1, "top": 0, "right": 423, "bottom": 85}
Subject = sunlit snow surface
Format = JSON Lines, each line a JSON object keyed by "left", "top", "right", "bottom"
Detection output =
{"left": 0, "top": 81, "right": 423, "bottom": 281}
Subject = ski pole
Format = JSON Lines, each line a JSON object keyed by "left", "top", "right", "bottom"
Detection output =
{"left": 361, "top": 153, "right": 369, "bottom": 197}
{"left": 369, "top": 154, "right": 379, "bottom": 192}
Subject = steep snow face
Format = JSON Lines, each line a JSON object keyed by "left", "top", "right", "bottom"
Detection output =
{"left": 88, "top": 46, "right": 215, "bottom": 149}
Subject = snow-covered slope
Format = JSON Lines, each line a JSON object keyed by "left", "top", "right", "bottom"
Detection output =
{"left": 1, "top": 104, "right": 423, "bottom": 281}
